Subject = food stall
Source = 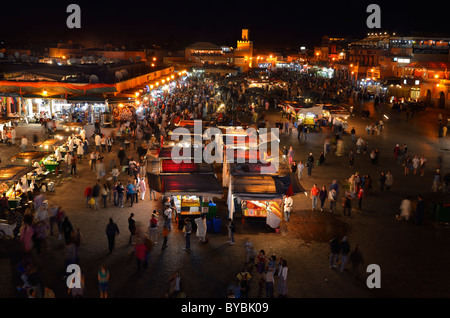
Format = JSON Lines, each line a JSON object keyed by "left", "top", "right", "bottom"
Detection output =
{"left": 34, "top": 138, "right": 64, "bottom": 151}
{"left": 10, "top": 151, "right": 51, "bottom": 165}
{"left": 147, "top": 172, "right": 223, "bottom": 229}
{"left": 0, "top": 165, "right": 37, "bottom": 209}
{"left": 321, "top": 104, "right": 351, "bottom": 130}
{"left": 227, "top": 169, "right": 305, "bottom": 230}
{"left": 61, "top": 121, "right": 87, "bottom": 133}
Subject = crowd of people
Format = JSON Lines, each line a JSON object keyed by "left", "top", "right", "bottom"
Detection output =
{"left": 4, "top": 66, "right": 447, "bottom": 299}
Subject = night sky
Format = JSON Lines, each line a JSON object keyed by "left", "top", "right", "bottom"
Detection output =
{"left": 1, "top": 0, "right": 449, "bottom": 49}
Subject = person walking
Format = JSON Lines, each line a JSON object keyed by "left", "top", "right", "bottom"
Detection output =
{"left": 237, "top": 267, "right": 252, "bottom": 298}
{"left": 379, "top": 172, "right": 386, "bottom": 192}
{"left": 342, "top": 192, "right": 352, "bottom": 217}
{"left": 287, "top": 146, "right": 294, "bottom": 165}
{"left": 310, "top": 184, "right": 320, "bottom": 211}
{"left": 126, "top": 180, "right": 136, "bottom": 207}
{"left": 357, "top": 187, "right": 364, "bottom": 211}
{"left": 276, "top": 259, "right": 288, "bottom": 298}
{"left": 84, "top": 184, "right": 93, "bottom": 208}
{"left": 98, "top": 264, "right": 110, "bottom": 298}
{"left": 339, "top": 236, "right": 351, "bottom": 273}
{"left": 101, "top": 184, "right": 109, "bottom": 208}
{"left": 227, "top": 218, "right": 235, "bottom": 244}
{"left": 297, "top": 161, "right": 304, "bottom": 180}
{"left": 70, "top": 155, "right": 77, "bottom": 176}
{"left": 399, "top": 197, "right": 412, "bottom": 221}
{"left": 195, "top": 214, "right": 207, "bottom": 243}
{"left": 61, "top": 216, "right": 73, "bottom": 245}
{"left": 420, "top": 155, "right": 427, "bottom": 177}
{"left": 164, "top": 205, "right": 173, "bottom": 230}
{"left": 134, "top": 239, "right": 149, "bottom": 270}
{"left": 128, "top": 213, "right": 136, "bottom": 245}
{"left": 139, "top": 178, "right": 147, "bottom": 201}
{"left": 349, "top": 244, "right": 364, "bottom": 281}
{"left": 116, "top": 182, "right": 124, "bottom": 207}
{"left": 148, "top": 212, "right": 159, "bottom": 244}
{"left": 356, "top": 137, "right": 364, "bottom": 154}
{"left": 92, "top": 183, "right": 101, "bottom": 210}
{"left": 306, "top": 153, "right": 314, "bottom": 178}
{"left": 161, "top": 225, "right": 169, "bottom": 249}
{"left": 328, "top": 188, "right": 337, "bottom": 213}
{"left": 415, "top": 195, "right": 425, "bottom": 225}
{"left": 106, "top": 218, "right": 120, "bottom": 254}
{"left": 385, "top": 171, "right": 393, "bottom": 191}
{"left": 318, "top": 186, "right": 328, "bottom": 212}
{"left": 349, "top": 150, "right": 355, "bottom": 168}
{"left": 20, "top": 135, "right": 28, "bottom": 151}
{"left": 182, "top": 218, "right": 192, "bottom": 252}
{"left": 329, "top": 237, "right": 340, "bottom": 269}
{"left": 284, "top": 195, "right": 293, "bottom": 221}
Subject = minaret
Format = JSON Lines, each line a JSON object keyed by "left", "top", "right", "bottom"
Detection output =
{"left": 242, "top": 29, "right": 249, "bottom": 41}
{"left": 237, "top": 29, "right": 253, "bottom": 68}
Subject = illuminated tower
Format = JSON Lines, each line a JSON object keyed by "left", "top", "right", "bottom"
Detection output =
{"left": 236, "top": 29, "right": 254, "bottom": 68}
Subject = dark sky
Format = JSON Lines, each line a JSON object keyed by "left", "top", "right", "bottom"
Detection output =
{"left": 1, "top": 0, "right": 449, "bottom": 50}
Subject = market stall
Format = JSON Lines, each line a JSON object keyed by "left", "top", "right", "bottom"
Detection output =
{"left": 147, "top": 172, "right": 223, "bottom": 229}
{"left": 0, "top": 165, "right": 37, "bottom": 209}
{"left": 61, "top": 121, "right": 87, "bottom": 133}
{"left": 227, "top": 171, "right": 305, "bottom": 230}
{"left": 10, "top": 151, "right": 51, "bottom": 165}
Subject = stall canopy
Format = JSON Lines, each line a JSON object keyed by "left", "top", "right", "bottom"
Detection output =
{"left": 227, "top": 174, "right": 305, "bottom": 218}
{"left": 0, "top": 165, "right": 37, "bottom": 182}
{"left": 231, "top": 175, "right": 285, "bottom": 200}
{"left": 146, "top": 173, "right": 223, "bottom": 198}
{"left": 0, "top": 81, "right": 117, "bottom": 96}
{"left": 159, "top": 159, "right": 214, "bottom": 174}
{"left": 10, "top": 151, "right": 51, "bottom": 162}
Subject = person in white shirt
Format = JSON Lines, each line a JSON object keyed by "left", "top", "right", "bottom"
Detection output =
{"left": 68, "top": 137, "right": 74, "bottom": 154}
{"left": 284, "top": 196, "right": 293, "bottom": 222}
{"left": 139, "top": 178, "right": 146, "bottom": 200}
{"left": 164, "top": 206, "right": 173, "bottom": 230}
{"left": 20, "top": 136, "right": 28, "bottom": 151}
{"left": 95, "top": 134, "right": 101, "bottom": 152}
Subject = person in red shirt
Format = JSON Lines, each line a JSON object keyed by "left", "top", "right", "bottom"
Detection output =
{"left": 357, "top": 187, "right": 364, "bottom": 211}
{"left": 85, "top": 184, "right": 93, "bottom": 208}
{"left": 311, "top": 184, "right": 320, "bottom": 211}
{"left": 135, "top": 240, "right": 148, "bottom": 270}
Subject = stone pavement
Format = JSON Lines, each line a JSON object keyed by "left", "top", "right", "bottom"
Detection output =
{"left": 0, "top": 100, "right": 450, "bottom": 299}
